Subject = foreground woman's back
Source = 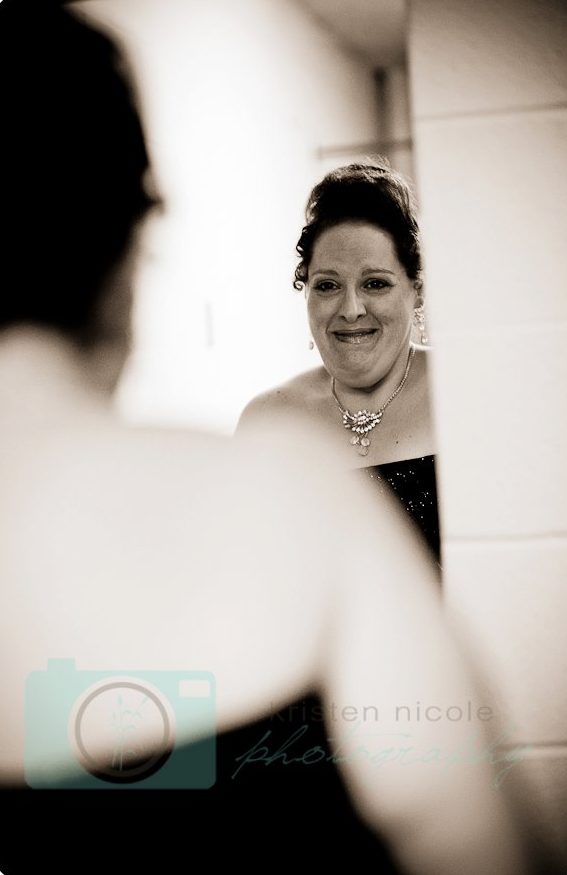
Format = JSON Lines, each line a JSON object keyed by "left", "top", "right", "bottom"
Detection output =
{"left": 0, "top": 326, "right": 533, "bottom": 875}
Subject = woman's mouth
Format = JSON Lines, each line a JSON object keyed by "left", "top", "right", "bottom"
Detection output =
{"left": 332, "top": 329, "right": 378, "bottom": 345}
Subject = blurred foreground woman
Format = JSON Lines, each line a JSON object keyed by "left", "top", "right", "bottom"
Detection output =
{"left": 0, "top": 2, "right": 544, "bottom": 873}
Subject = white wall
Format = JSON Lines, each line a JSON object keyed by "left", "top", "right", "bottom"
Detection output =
{"left": 79, "top": 0, "right": 381, "bottom": 432}
{"left": 408, "top": 0, "right": 567, "bottom": 861}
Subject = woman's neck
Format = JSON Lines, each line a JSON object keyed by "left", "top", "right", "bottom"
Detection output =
{"left": 0, "top": 325, "right": 112, "bottom": 427}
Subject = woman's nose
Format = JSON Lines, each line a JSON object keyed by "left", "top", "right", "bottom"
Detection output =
{"left": 339, "top": 286, "right": 367, "bottom": 322}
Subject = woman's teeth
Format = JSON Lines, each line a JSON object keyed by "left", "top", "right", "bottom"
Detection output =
{"left": 334, "top": 330, "right": 376, "bottom": 344}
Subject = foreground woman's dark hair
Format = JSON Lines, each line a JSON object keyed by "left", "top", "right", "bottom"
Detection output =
{"left": 0, "top": 0, "right": 156, "bottom": 344}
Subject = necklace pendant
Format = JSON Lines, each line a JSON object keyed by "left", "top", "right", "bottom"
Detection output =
{"left": 346, "top": 411, "right": 382, "bottom": 454}
{"left": 351, "top": 434, "right": 371, "bottom": 455}
{"left": 352, "top": 410, "right": 382, "bottom": 431}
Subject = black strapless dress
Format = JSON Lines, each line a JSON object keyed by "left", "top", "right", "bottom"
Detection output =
{"left": 362, "top": 454, "right": 440, "bottom": 566}
{"left": 0, "top": 456, "right": 440, "bottom": 874}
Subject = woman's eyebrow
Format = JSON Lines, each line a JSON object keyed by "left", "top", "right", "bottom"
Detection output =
{"left": 361, "top": 267, "right": 396, "bottom": 276}
{"left": 310, "top": 268, "right": 340, "bottom": 277}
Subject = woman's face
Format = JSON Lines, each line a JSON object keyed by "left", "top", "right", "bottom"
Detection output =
{"left": 306, "top": 221, "right": 418, "bottom": 390}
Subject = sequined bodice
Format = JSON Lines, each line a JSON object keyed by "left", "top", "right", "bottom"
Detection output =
{"left": 362, "top": 454, "right": 440, "bottom": 563}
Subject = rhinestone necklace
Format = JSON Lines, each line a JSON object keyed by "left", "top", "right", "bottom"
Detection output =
{"left": 331, "top": 345, "right": 415, "bottom": 456}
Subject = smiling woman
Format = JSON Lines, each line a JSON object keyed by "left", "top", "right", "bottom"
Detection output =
{"left": 234, "top": 165, "right": 441, "bottom": 867}
{"left": 308, "top": 222, "right": 418, "bottom": 420}
{"left": 238, "top": 161, "right": 439, "bottom": 561}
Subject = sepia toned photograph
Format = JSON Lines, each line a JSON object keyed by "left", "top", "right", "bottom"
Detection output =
{"left": 1, "top": 1, "right": 565, "bottom": 872}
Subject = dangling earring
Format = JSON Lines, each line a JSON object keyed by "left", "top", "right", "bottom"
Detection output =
{"left": 413, "top": 284, "right": 430, "bottom": 347}
{"left": 413, "top": 305, "right": 429, "bottom": 346}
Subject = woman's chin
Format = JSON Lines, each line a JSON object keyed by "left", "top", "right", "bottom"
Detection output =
{"left": 327, "top": 366, "right": 385, "bottom": 392}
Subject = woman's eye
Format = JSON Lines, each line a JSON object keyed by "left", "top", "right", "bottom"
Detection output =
{"left": 314, "top": 281, "right": 338, "bottom": 292}
{"left": 364, "top": 278, "right": 389, "bottom": 291}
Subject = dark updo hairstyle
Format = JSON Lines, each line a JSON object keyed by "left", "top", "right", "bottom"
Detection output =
{"left": 294, "top": 160, "right": 422, "bottom": 290}
{"left": 0, "top": 0, "right": 158, "bottom": 344}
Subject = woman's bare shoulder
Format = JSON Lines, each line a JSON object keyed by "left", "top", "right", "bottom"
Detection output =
{"left": 236, "top": 367, "right": 329, "bottom": 432}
